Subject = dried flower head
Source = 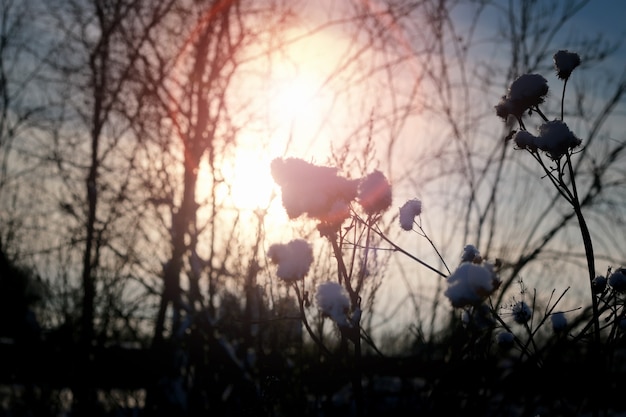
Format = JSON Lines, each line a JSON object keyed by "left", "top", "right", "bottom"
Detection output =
{"left": 592, "top": 275, "right": 607, "bottom": 294}
{"left": 553, "top": 50, "right": 581, "bottom": 80}
{"left": 399, "top": 198, "right": 422, "bottom": 231}
{"left": 315, "top": 282, "right": 350, "bottom": 327}
{"left": 608, "top": 269, "right": 626, "bottom": 293}
{"left": 496, "top": 331, "right": 515, "bottom": 350}
{"left": 512, "top": 301, "right": 532, "bottom": 324}
{"left": 358, "top": 170, "right": 392, "bottom": 215}
{"left": 267, "top": 239, "right": 314, "bottom": 281}
{"left": 461, "top": 244, "right": 481, "bottom": 263}
{"left": 270, "top": 157, "right": 359, "bottom": 225}
{"left": 513, "top": 130, "right": 538, "bottom": 151}
{"left": 496, "top": 74, "right": 549, "bottom": 120}
{"left": 444, "top": 261, "right": 501, "bottom": 308}
{"left": 535, "top": 120, "right": 582, "bottom": 160}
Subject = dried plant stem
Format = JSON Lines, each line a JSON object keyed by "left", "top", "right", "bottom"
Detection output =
{"left": 293, "top": 282, "right": 333, "bottom": 357}
{"left": 565, "top": 154, "right": 600, "bottom": 343}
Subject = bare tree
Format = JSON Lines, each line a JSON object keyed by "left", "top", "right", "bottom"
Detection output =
{"left": 37, "top": 0, "right": 176, "bottom": 413}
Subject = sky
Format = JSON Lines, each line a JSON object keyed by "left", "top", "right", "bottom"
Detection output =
{"left": 191, "top": 0, "right": 626, "bottom": 339}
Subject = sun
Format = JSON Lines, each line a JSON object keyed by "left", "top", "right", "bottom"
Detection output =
{"left": 268, "top": 74, "right": 322, "bottom": 124}
{"left": 203, "top": 26, "right": 345, "bottom": 216}
{"left": 224, "top": 147, "right": 279, "bottom": 211}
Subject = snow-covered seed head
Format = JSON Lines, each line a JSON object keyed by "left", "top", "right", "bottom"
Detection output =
{"left": 460, "top": 244, "right": 481, "bottom": 263}
{"left": 535, "top": 120, "right": 582, "bottom": 160}
{"left": 609, "top": 269, "right": 626, "bottom": 293}
{"left": 496, "top": 73, "right": 549, "bottom": 120}
{"left": 512, "top": 301, "right": 532, "bottom": 324}
{"left": 496, "top": 331, "right": 515, "bottom": 350}
{"left": 553, "top": 50, "right": 581, "bottom": 80}
{"left": 267, "top": 239, "right": 314, "bottom": 282}
{"left": 358, "top": 170, "right": 392, "bottom": 215}
{"left": 513, "top": 130, "right": 538, "bottom": 151}
{"left": 444, "top": 261, "right": 501, "bottom": 308}
{"left": 592, "top": 275, "right": 607, "bottom": 294}
{"left": 399, "top": 198, "right": 422, "bottom": 231}
{"left": 315, "top": 282, "right": 350, "bottom": 327}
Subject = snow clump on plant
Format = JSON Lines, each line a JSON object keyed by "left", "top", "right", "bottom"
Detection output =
{"left": 398, "top": 198, "right": 422, "bottom": 231}
{"left": 358, "top": 170, "right": 392, "bottom": 215}
{"left": 315, "top": 282, "right": 350, "bottom": 327}
{"left": 267, "top": 239, "right": 314, "bottom": 281}
{"left": 444, "top": 252, "right": 501, "bottom": 308}
{"left": 271, "top": 157, "right": 393, "bottom": 234}
{"left": 513, "top": 120, "right": 581, "bottom": 160}
{"left": 496, "top": 331, "right": 515, "bottom": 350}
{"left": 461, "top": 244, "right": 481, "bottom": 263}
{"left": 271, "top": 157, "right": 359, "bottom": 224}
{"left": 512, "top": 301, "right": 532, "bottom": 324}
{"left": 553, "top": 50, "right": 581, "bottom": 80}
{"left": 608, "top": 268, "right": 626, "bottom": 293}
{"left": 495, "top": 73, "right": 549, "bottom": 120}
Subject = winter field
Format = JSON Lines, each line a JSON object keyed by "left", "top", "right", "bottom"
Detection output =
{"left": 1, "top": 0, "right": 626, "bottom": 416}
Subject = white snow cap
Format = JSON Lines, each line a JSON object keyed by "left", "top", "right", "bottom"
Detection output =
{"left": 495, "top": 73, "right": 548, "bottom": 119}
{"left": 315, "top": 282, "right": 350, "bottom": 327}
{"left": 513, "top": 120, "right": 581, "bottom": 160}
{"left": 267, "top": 239, "right": 314, "bottom": 281}
{"left": 553, "top": 50, "right": 581, "bottom": 80}
{"left": 358, "top": 170, "right": 392, "bottom": 215}
{"left": 461, "top": 244, "right": 480, "bottom": 263}
{"left": 270, "top": 157, "right": 358, "bottom": 224}
{"left": 508, "top": 73, "right": 549, "bottom": 103}
{"left": 399, "top": 198, "right": 422, "bottom": 231}
{"left": 444, "top": 261, "right": 500, "bottom": 308}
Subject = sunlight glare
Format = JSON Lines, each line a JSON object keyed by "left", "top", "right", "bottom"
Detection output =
{"left": 226, "top": 148, "right": 278, "bottom": 211}
{"left": 268, "top": 75, "right": 321, "bottom": 125}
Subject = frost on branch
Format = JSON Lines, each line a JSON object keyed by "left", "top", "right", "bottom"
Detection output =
{"left": 315, "top": 282, "right": 350, "bottom": 327}
{"left": 267, "top": 239, "right": 313, "bottom": 281}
